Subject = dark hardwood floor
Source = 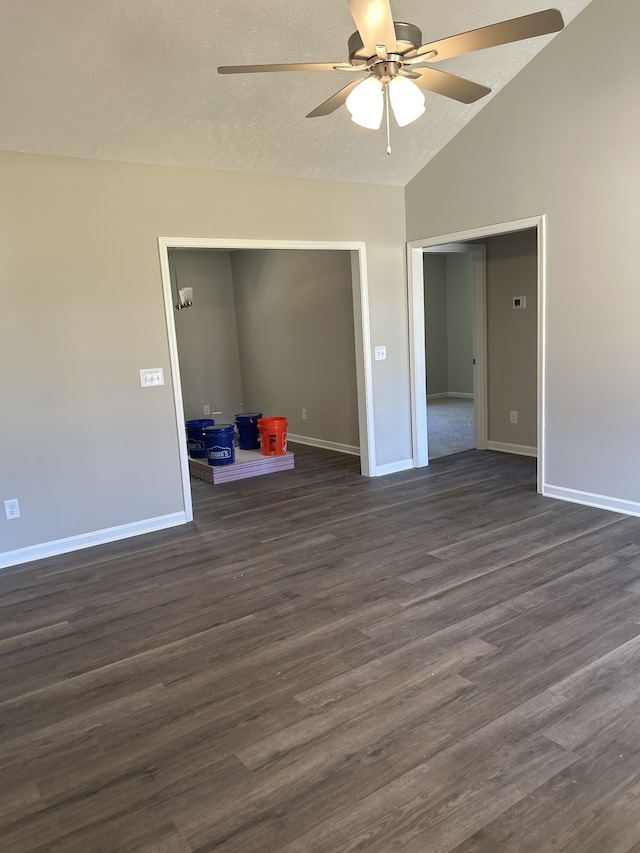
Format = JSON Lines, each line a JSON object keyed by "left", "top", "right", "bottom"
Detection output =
{"left": 2, "top": 445, "right": 640, "bottom": 851}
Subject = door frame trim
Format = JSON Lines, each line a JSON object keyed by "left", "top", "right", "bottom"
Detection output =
{"left": 158, "top": 237, "right": 375, "bottom": 522}
{"left": 407, "top": 215, "right": 546, "bottom": 492}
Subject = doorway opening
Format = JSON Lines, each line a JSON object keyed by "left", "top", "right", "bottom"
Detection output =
{"left": 407, "top": 216, "right": 545, "bottom": 492}
{"left": 158, "top": 237, "right": 375, "bottom": 521}
{"left": 422, "top": 242, "right": 484, "bottom": 460}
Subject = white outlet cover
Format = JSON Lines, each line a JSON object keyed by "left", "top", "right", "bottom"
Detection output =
{"left": 4, "top": 499, "right": 20, "bottom": 520}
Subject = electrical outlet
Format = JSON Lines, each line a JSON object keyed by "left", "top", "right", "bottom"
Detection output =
{"left": 301, "top": 408, "right": 307, "bottom": 420}
{"left": 510, "top": 410, "right": 518, "bottom": 424}
{"left": 4, "top": 499, "right": 20, "bottom": 520}
{"left": 203, "top": 404, "right": 211, "bottom": 416}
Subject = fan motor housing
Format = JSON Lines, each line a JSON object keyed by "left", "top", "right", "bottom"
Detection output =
{"left": 348, "top": 21, "right": 422, "bottom": 64}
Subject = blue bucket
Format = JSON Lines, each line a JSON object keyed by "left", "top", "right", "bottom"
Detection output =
{"left": 204, "top": 424, "right": 235, "bottom": 467}
{"left": 186, "top": 418, "right": 215, "bottom": 458}
{"left": 235, "top": 412, "right": 263, "bottom": 450}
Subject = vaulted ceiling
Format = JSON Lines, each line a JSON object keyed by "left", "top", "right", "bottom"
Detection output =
{"left": 2, "top": 1, "right": 592, "bottom": 186}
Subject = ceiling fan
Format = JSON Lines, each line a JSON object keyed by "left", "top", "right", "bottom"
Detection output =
{"left": 218, "top": 0, "right": 564, "bottom": 149}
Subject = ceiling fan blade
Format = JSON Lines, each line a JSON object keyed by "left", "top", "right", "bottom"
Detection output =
{"left": 334, "top": 63, "right": 371, "bottom": 72}
{"left": 403, "top": 50, "right": 438, "bottom": 66}
{"left": 413, "top": 67, "right": 491, "bottom": 104}
{"left": 347, "top": 0, "right": 398, "bottom": 53}
{"left": 307, "top": 79, "right": 363, "bottom": 117}
{"left": 218, "top": 61, "right": 347, "bottom": 74}
{"left": 417, "top": 9, "right": 564, "bottom": 62}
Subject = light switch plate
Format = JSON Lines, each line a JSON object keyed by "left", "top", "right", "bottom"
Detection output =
{"left": 140, "top": 368, "right": 164, "bottom": 387}
{"left": 375, "top": 345, "right": 387, "bottom": 361}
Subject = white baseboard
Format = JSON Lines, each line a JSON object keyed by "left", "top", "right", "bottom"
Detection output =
{"left": 543, "top": 485, "right": 640, "bottom": 518}
{"left": 287, "top": 433, "right": 360, "bottom": 456}
{"left": 286, "top": 434, "right": 410, "bottom": 476}
{"left": 426, "top": 392, "right": 474, "bottom": 400}
{"left": 374, "top": 458, "right": 414, "bottom": 476}
{"left": 488, "top": 441, "right": 538, "bottom": 458}
{"left": 0, "top": 512, "right": 187, "bottom": 570}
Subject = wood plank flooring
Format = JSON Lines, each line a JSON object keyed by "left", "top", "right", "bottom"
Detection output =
{"left": 2, "top": 445, "right": 640, "bottom": 851}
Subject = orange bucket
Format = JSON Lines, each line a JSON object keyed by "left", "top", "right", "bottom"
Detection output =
{"left": 258, "top": 417, "right": 288, "bottom": 456}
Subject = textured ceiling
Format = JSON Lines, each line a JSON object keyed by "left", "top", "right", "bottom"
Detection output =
{"left": 1, "top": 0, "right": 592, "bottom": 187}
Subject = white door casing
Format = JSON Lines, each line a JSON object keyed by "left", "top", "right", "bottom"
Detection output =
{"left": 407, "top": 216, "right": 546, "bottom": 492}
{"left": 158, "top": 237, "right": 376, "bottom": 521}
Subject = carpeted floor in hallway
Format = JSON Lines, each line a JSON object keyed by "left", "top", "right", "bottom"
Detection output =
{"left": 427, "top": 396, "right": 474, "bottom": 459}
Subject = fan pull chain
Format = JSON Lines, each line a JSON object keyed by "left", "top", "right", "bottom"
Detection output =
{"left": 385, "top": 84, "right": 391, "bottom": 155}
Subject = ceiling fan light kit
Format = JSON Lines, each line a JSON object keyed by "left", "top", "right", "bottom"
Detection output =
{"left": 346, "top": 62, "right": 426, "bottom": 131}
{"left": 218, "top": 1, "right": 564, "bottom": 151}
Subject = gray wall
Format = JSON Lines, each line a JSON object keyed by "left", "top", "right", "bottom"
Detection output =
{"left": 423, "top": 254, "right": 448, "bottom": 396}
{"left": 423, "top": 253, "right": 473, "bottom": 397}
{"left": 231, "top": 249, "right": 359, "bottom": 448}
{"left": 171, "top": 249, "right": 244, "bottom": 423}
{"left": 407, "top": 0, "right": 640, "bottom": 503}
{"left": 486, "top": 231, "right": 538, "bottom": 448}
{"left": 445, "top": 254, "right": 473, "bottom": 396}
{"left": 0, "top": 153, "right": 406, "bottom": 563}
